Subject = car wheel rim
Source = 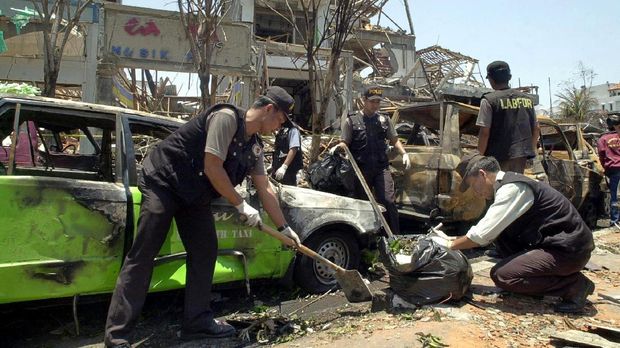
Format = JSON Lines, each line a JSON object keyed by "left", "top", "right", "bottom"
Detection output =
{"left": 313, "top": 237, "right": 349, "bottom": 285}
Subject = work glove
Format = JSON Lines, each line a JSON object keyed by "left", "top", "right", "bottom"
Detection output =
{"left": 430, "top": 236, "right": 452, "bottom": 249}
{"left": 402, "top": 153, "right": 411, "bottom": 170}
{"left": 274, "top": 164, "right": 288, "bottom": 180}
{"left": 329, "top": 145, "right": 342, "bottom": 156}
{"left": 236, "top": 201, "right": 262, "bottom": 227}
{"left": 281, "top": 225, "right": 301, "bottom": 246}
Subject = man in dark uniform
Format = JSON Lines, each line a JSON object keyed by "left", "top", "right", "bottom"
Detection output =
{"left": 477, "top": 61, "right": 539, "bottom": 173}
{"left": 272, "top": 121, "right": 303, "bottom": 186}
{"left": 431, "top": 154, "right": 595, "bottom": 313}
{"left": 331, "top": 86, "right": 411, "bottom": 234}
{"left": 104, "top": 86, "right": 301, "bottom": 347}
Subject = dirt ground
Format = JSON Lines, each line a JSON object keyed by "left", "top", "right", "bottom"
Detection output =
{"left": 2, "top": 223, "right": 620, "bottom": 348}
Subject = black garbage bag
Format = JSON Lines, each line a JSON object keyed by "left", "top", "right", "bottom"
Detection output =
{"left": 378, "top": 235, "right": 473, "bottom": 305}
{"left": 307, "top": 154, "right": 355, "bottom": 196}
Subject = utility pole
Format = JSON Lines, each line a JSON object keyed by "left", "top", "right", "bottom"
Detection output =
{"left": 403, "top": 0, "right": 415, "bottom": 36}
{"left": 548, "top": 77, "right": 553, "bottom": 116}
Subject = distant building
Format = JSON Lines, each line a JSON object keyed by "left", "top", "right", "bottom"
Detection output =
{"left": 589, "top": 82, "right": 620, "bottom": 112}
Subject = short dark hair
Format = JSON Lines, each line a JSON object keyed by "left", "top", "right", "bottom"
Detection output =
{"left": 489, "top": 72, "right": 511, "bottom": 84}
{"left": 467, "top": 156, "right": 501, "bottom": 177}
{"left": 607, "top": 113, "right": 620, "bottom": 130}
{"left": 486, "top": 60, "right": 511, "bottom": 84}
{"left": 252, "top": 96, "right": 273, "bottom": 109}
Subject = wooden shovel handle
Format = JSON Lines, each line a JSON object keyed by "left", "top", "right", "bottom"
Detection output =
{"left": 258, "top": 223, "right": 346, "bottom": 273}
{"left": 341, "top": 144, "right": 395, "bottom": 239}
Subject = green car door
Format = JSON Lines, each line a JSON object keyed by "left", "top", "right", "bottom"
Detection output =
{"left": 0, "top": 102, "right": 127, "bottom": 303}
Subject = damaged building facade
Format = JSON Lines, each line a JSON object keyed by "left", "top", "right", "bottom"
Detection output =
{"left": 0, "top": 0, "right": 427, "bottom": 128}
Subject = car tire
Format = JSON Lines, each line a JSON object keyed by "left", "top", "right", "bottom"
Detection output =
{"left": 294, "top": 230, "right": 360, "bottom": 294}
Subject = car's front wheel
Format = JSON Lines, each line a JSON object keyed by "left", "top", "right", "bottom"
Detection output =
{"left": 294, "top": 230, "right": 360, "bottom": 293}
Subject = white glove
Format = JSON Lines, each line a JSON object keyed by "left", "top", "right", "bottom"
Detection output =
{"left": 329, "top": 145, "right": 341, "bottom": 156}
{"left": 235, "top": 201, "right": 262, "bottom": 227}
{"left": 274, "top": 164, "right": 288, "bottom": 180}
{"left": 402, "top": 153, "right": 411, "bottom": 170}
{"left": 430, "top": 236, "right": 452, "bottom": 249}
{"left": 281, "top": 225, "right": 301, "bottom": 246}
{"left": 430, "top": 223, "right": 451, "bottom": 239}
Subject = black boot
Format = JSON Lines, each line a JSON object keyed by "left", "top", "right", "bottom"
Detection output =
{"left": 554, "top": 278, "right": 595, "bottom": 314}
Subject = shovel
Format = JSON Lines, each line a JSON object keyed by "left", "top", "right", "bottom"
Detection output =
{"left": 341, "top": 144, "right": 396, "bottom": 240}
{"left": 258, "top": 222, "right": 373, "bottom": 303}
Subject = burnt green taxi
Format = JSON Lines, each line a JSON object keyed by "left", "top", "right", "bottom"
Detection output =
{"left": 0, "top": 95, "right": 379, "bottom": 304}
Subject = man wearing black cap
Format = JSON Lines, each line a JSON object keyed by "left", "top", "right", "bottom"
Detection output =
{"left": 272, "top": 118, "right": 303, "bottom": 186}
{"left": 430, "top": 154, "right": 595, "bottom": 313}
{"left": 477, "top": 61, "right": 539, "bottom": 173}
{"left": 331, "top": 86, "right": 411, "bottom": 234}
{"left": 104, "top": 86, "right": 301, "bottom": 347}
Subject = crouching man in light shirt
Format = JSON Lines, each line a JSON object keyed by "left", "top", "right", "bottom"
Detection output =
{"left": 432, "top": 154, "right": 594, "bottom": 314}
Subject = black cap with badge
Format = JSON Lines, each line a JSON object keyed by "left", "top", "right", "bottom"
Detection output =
{"left": 265, "top": 86, "right": 295, "bottom": 128}
{"left": 363, "top": 86, "right": 384, "bottom": 101}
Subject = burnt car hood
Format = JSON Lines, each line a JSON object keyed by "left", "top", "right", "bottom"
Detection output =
{"left": 276, "top": 184, "right": 381, "bottom": 238}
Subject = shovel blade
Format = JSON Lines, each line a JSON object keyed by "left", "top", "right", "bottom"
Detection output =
{"left": 334, "top": 269, "right": 373, "bottom": 303}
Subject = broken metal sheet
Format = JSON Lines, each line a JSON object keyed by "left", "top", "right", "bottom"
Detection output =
{"left": 550, "top": 330, "right": 620, "bottom": 348}
{"left": 598, "top": 293, "right": 620, "bottom": 305}
{"left": 587, "top": 324, "right": 620, "bottom": 340}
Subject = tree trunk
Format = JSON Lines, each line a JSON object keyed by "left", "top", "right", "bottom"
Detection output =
{"left": 43, "top": 64, "right": 58, "bottom": 98}
{"left": 198, "top": 72, "right": 210, "bottom": 112}
{"left": 42, "top": 33, "right": 56, "bottom": 97}
{"left": 308, "top": 51, "right": 325, "bottom": 163}
{"left": 318, "top": 57, "right": 339, "bottom": 124}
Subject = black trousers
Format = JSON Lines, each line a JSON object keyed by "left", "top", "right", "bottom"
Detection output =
{"left": 354, "top": 166, "right": 400, "bottom": 234}
{"left": 490, "top": 248, "right": 591, "bottom": 299}
{"left": 104, "top": 177, "right": 217, "bottom": 346}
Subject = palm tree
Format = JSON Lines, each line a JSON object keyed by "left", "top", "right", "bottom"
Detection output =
{"left": 555, "top": 86, "right": 598, "bottom": 121}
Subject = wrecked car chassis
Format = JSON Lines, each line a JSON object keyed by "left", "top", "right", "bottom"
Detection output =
{"left": 391, "top": 101, "right": 608, "bottom": 228}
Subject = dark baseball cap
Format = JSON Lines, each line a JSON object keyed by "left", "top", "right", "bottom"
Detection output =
{"left": 607, "top": 113, "right": 620, "bottom": 127}
{"left": 486, "top": 60, "right": 511, "bottom": 79}
{"left": 456, "top": 152, "right": 485, "bottom": 192}
{"left": 265, "top": 86, "right": 295, "bottom": 127}
{"left": 363, "top": 86, "right": 384, "bottom": 101}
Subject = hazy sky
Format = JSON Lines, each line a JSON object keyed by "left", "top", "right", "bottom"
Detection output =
{"left": 124, "top": 0, "right": 619, "bottom": 109}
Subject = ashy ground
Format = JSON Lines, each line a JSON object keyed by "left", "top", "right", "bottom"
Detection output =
{"left": 2, "top": 224, "right": 619, "bottom": 348}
